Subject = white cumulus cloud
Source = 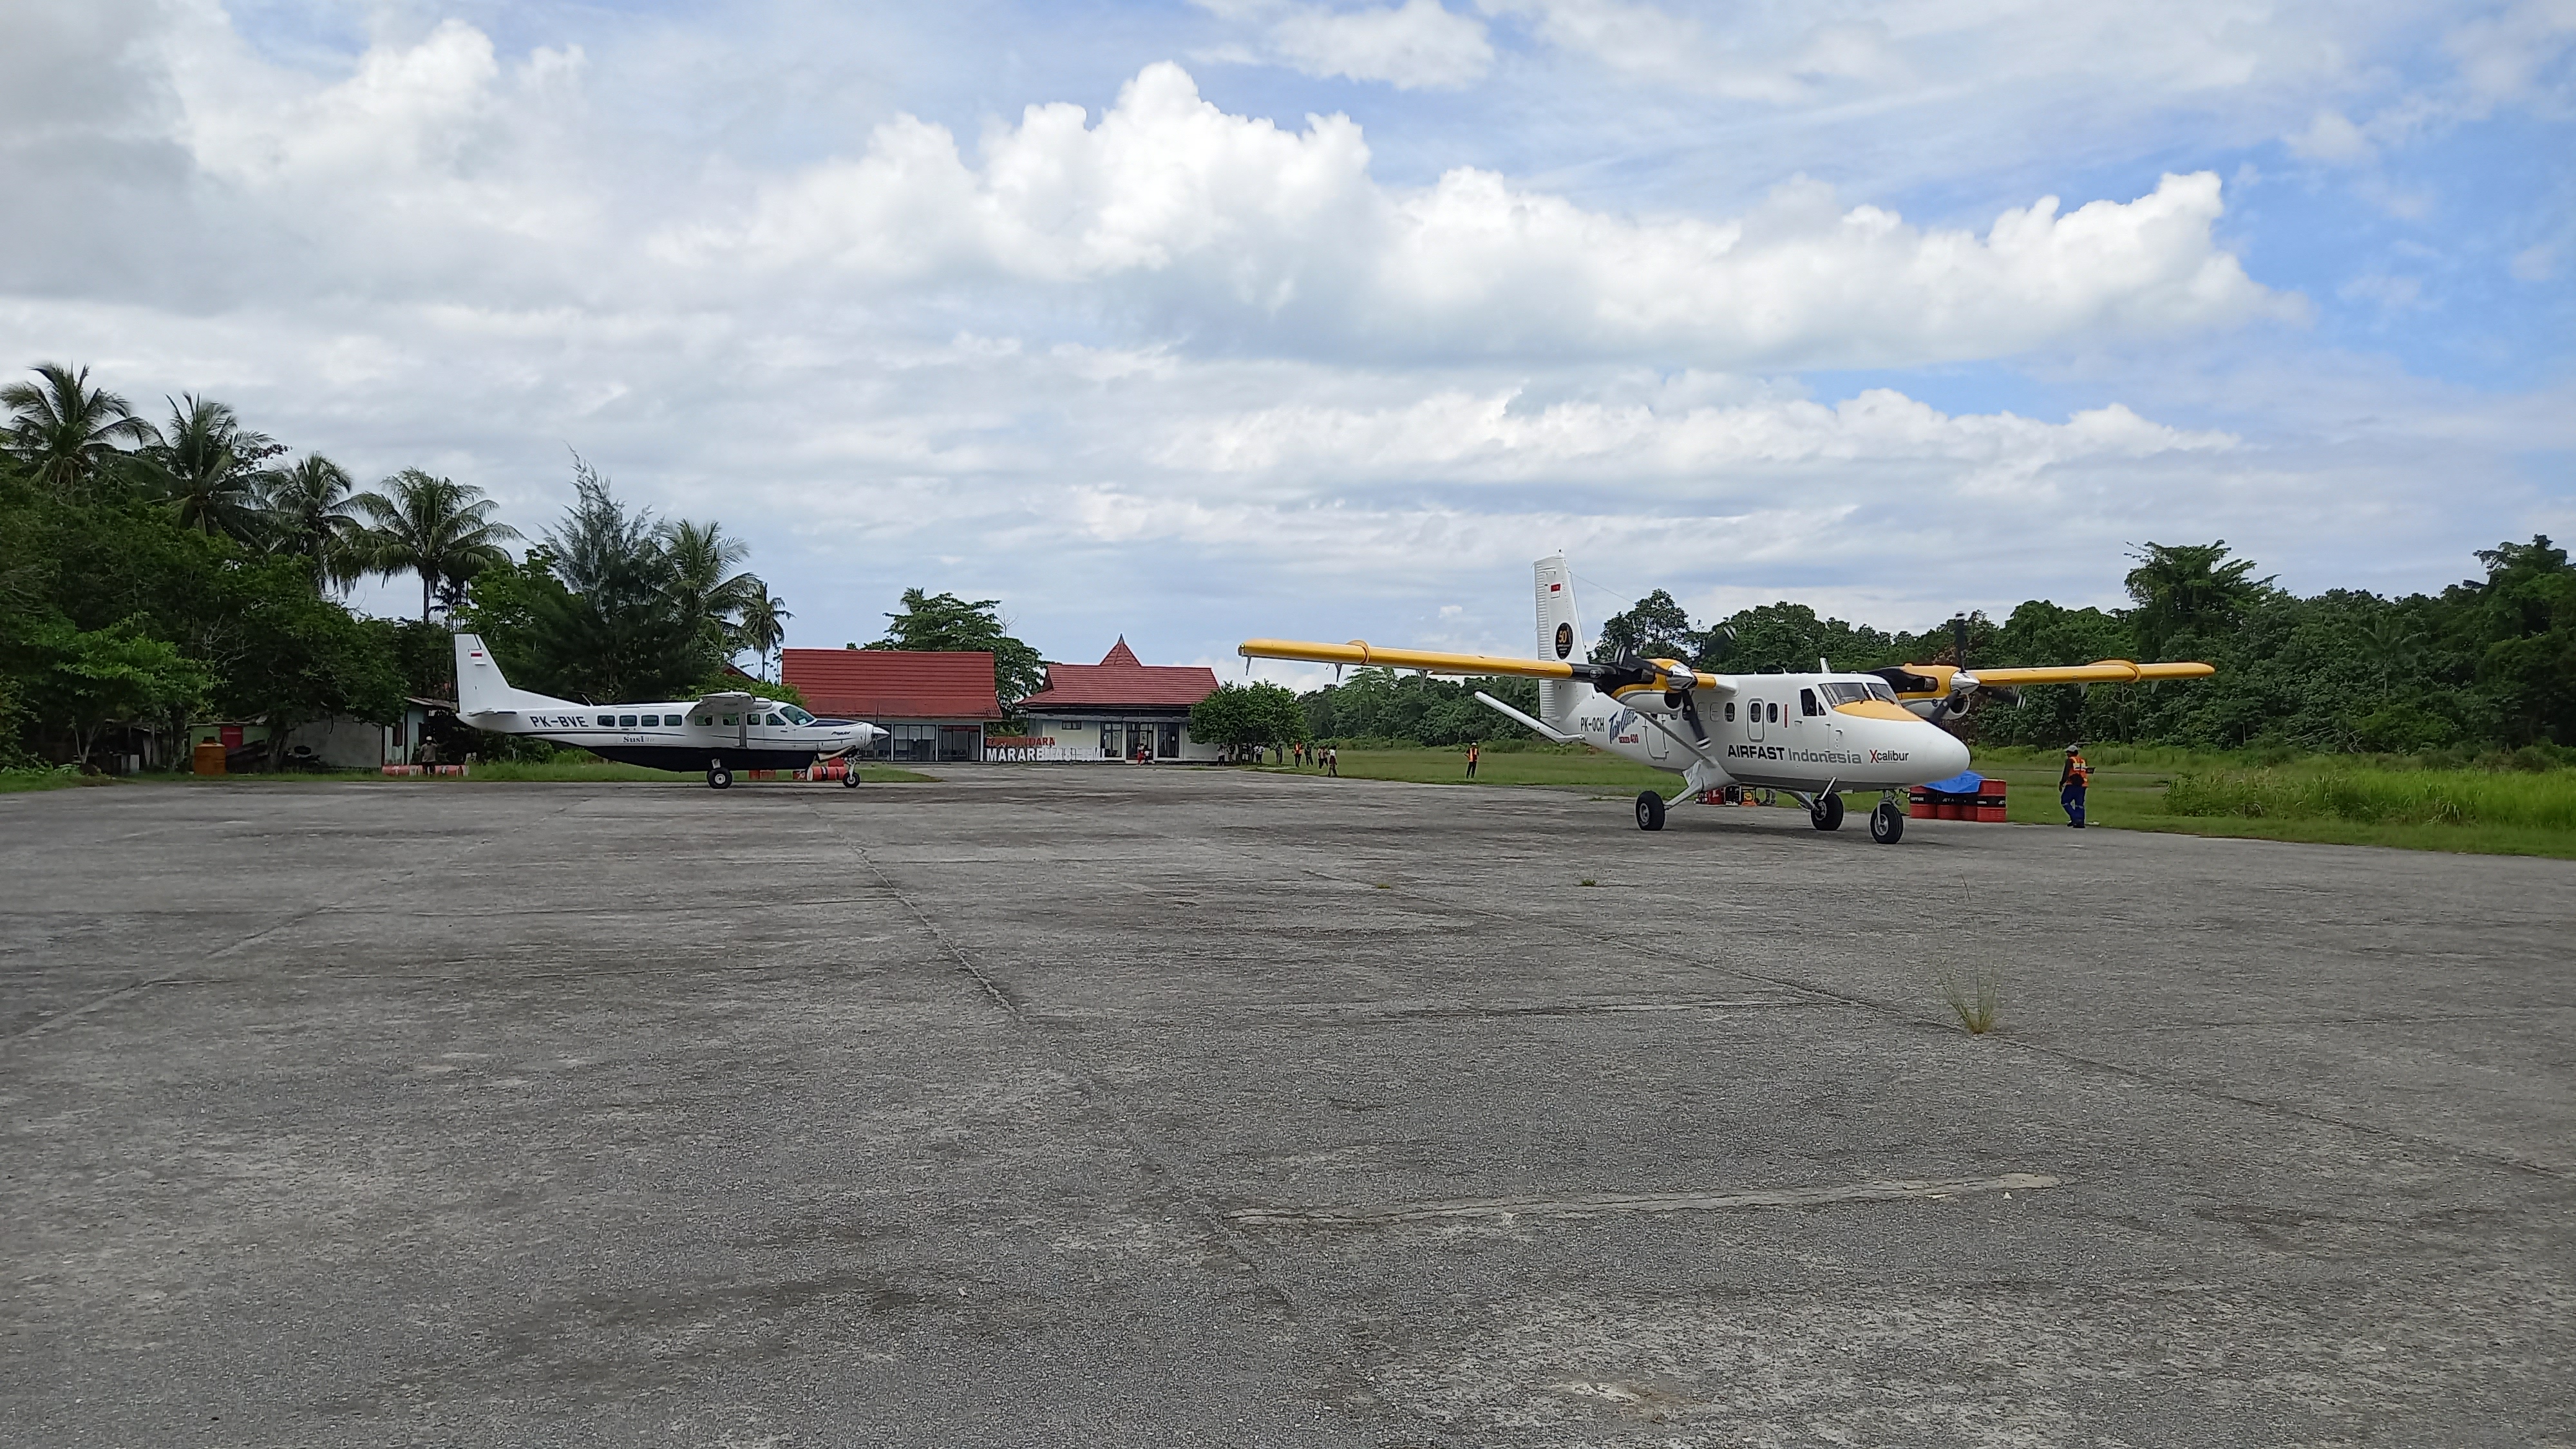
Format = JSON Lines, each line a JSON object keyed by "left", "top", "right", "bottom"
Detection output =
{"left": 671, "top": 63, "right": 2290, "bottom": 368}
{"left": 1264, "top": 0, "right": 1496, "bottom": 89}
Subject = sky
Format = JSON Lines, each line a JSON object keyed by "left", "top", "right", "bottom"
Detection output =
{"left": 5, "top": 0, "right": 2571, "bottom": 681}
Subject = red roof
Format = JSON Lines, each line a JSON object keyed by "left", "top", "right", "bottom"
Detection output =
{"left": 1018, "top": 639, "right": 1221, "bottom": 710}
{"left": 781, "top": 649, "right": 1002, "bottom": 721}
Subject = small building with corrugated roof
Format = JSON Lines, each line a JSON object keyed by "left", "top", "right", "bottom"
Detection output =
{"left": 1011, "top": 639, "right": 1223, "bottom": 761}
{"left": 780, "top": 649, "right": 1002, "bottom": 762}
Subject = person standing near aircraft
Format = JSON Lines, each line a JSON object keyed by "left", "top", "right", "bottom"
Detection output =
{"left": 1326, "top": 746, "right": 1339, "bottom": 777}
{"left": 1466, "top": 741, "right": 1481, "bottom": 779}
{"left": 2061, "top": 744, "right": 2091, "bottom": 828}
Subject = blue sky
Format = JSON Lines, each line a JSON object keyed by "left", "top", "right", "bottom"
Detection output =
{"left": 5, "top": 0, "right": 2570, "bottom": 677}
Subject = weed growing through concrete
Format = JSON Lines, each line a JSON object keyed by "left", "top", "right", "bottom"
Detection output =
{"left": 1938, "top": 965, "right": 2001, "bottom": 1034}
{"left": 1373, "top": 882, "right": 1391, "bottom": 889}
{"left": 1579, "top": 878, "right": 1599, "bottom": 887}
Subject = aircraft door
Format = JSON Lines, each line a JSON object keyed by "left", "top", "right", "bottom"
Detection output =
{"left": 1647, "top": 720, "right": 1670, "bottom": 759}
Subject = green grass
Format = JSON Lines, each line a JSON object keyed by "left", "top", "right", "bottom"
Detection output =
{"left": 1264, "top": 747, "right": 1674, "bottom": 791}
{"left": 1970, "top": 745, "right": 2576, "bottom": 859}
{"left": 0, "top": 767, "right": 115, "bottom": 794}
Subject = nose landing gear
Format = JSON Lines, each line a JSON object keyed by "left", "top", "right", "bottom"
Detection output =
{"left": 1870, "top": 797, "right": 1906, "bottom": 844}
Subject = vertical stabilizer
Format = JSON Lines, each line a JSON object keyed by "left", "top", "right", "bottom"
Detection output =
{"left": 1533, "top": 554, "right": 1583, "bottom": 728}
{"left": 453, "top": 634, "right": 580, "bottom": 717}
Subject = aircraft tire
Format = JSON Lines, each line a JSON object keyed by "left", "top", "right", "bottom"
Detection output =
{"left": 840, "top": 765, "right": 861, "bottom": 789}
{"left": 1634, "top": 790, "right": 1666, "bottom": 831}
{"left": 1870, "top": 801, "right": 1905, "bottom": 844}
{"left": 708, "top": 766, "right": 733, "bottom": 790}
{"left": 1810, "top": 793, "right": 1844, "bottom": 831}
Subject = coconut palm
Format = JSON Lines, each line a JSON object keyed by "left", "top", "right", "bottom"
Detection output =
{"left": 1, "top": 362, "right": 157, "bottom": 495}
{"left": 350, "top": 469, "right": 522, "bottom": 620}
{"left": 2123, "top": 540, "right": 2271, "bottom": 657}
{"left": 143, "top": 395, "right": 280, "bottom": 539}
{"left": 662, "top": 518, "right": 761, "bottom": 663}
{"left": 255, "top": 454, "right": 364, "bottom": 593}
{"left": 736, "top": 587, "right": 791, "bottom": 679}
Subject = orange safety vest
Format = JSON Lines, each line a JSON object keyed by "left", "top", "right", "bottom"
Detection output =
{"left": 2061, "top": 755, "right": 2090, "bottom": 788}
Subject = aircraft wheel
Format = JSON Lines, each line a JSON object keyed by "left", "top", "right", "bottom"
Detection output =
{"left": 708, "top": 765, "right": 733, "bottom": 790}
{"left": 1810, "top": 793, "right": 1844, "bottom": 831}
{"left": 840, "top": 764, "right": 862, "bottom": 789}
{"left": 1634, "top": 790, "right": 1666, "bottom": 831}
{"left": 1870, "top": 801, "right": 1906, "bottom": 844}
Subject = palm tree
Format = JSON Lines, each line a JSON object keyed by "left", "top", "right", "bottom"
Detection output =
{"left": 143, "top": 394, "right": 279, "bottom": 539}
{"left": 255, "top": 453, "right": 363, "bottom": 593}
{"left": 662, "top": 518, "right": 761, "bottom": 663}
{"left": 736, "top": 587, "right": 791, "bottom": 679}
{"left": 2123, "top": 540, "right": 2271, "bottom": 657}
{"left": 1, "top": 361, "right": 157, "bottom": 495}
{"left": 350, "top": 469, "right": 522, "bottom": 620}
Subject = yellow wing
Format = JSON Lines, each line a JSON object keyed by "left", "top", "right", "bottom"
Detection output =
{"left": 1238, "top": 638, "right": 1728, "bottom": 692}
{"left": 1884, "top": 659, "right": 2215, "bottom": 699}
{"left": 1240, "top": 638, "right": 1579, "bottom": 677}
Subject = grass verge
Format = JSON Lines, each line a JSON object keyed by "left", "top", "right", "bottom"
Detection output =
{"left": 0, "top": 768, "right": 115, "bottom": 794}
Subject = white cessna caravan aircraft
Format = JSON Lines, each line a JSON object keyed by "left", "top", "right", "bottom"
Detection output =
{"left": 453, "top": 633, "right": 884, "bottom": 789}
{"left": 1240, "top": 555, "right": 2213, "bottom": 843}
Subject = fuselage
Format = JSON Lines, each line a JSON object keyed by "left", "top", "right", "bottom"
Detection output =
{"left": 1566, "top": 671, "right": 1971, "bottom": 795}
{"left": 477, "top": 701, "right": 877, "bottom": 772}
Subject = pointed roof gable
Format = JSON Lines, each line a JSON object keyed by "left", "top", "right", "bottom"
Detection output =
{"left": 1016, "top": 638, "right": 1222, "bottom": 711}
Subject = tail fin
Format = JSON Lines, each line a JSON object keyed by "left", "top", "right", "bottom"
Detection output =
{"left": 453, "top": 634, "right": 578, "bottom": 717}
{"left": 1533, "top": 554, "right": 1583, "bottom": 729}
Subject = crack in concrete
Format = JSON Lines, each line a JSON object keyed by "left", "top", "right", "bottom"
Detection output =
{"left": 1228, "top": 1171, "right": 2063, "bottom": 1227}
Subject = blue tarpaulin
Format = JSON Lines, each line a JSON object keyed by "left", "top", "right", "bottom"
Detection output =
{"left": 1918, "top": 770, "right": 1985, "bottom": 797}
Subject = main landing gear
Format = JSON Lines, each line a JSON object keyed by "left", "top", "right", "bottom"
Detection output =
{"left": 1634, "top": 790, "right": 1666, "bottom": 831}
{"left": 706, "top": 762, "right": 733, "bottom": 790}
{"left": 1810, "top": 793, "right": 1844, "bottom": 832}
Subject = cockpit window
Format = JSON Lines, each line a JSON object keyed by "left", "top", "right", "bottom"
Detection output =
{"left": 764, "top": 713, "right": 784, "bottom": 726}
{"left": 779, "top": 705, "right": 815, "bottom": 725}
{"left": 1865, "top": 679, "right": 1899, "bottom": 703}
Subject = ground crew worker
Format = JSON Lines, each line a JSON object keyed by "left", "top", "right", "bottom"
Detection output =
{"left": 1325, "top": 746, "right": 1338, "bottom": 777}
{"left": 2060, "top": 743, "right": 2090, "bottom": 828}
{"left": 1465, "top": 741, "right": 1480, "bottom": 779}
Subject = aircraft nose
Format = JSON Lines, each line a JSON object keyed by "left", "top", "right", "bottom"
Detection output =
{"left": 1926, "top": 725, "right": 1971, "bottom": 778}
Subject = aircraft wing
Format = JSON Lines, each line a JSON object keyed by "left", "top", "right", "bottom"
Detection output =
{"left": 692, "top": 690, "right": 761, "bottom": 712}
{"left": 1239, "top": 638, "right": 1730, "bottom": 692}
{"left": 1946, "top": 660, "right": 2215, "bottom": 687}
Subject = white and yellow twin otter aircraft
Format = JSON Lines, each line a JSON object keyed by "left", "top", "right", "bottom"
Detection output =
{"left": 1240, "top": 555, "right": 2214, "bottom": 844}
{"left": 452, "top": 632, "right": 884, "bottom": 790}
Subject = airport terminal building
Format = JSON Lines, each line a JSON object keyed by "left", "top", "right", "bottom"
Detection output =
{"left": 781, "top": 649, "right": 1002, "bottom": 763}
{"left": 1009, "top": 640, "right": 1223, "bottom": 762}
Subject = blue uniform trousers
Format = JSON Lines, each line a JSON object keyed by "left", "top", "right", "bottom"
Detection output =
{"left": 2061, "top": 784, "right": 2087, "bottom": 825}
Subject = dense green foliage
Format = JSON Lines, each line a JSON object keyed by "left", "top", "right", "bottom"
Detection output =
{"left": 1299, "top": 668, "right": 1544, "bottom": 746}
{"left": 1189, "top": 681, "right": 1309, "bottom": 750}
{"left": 862, "top": 589, "right": 1046, "bottom": 706}
{"left": 3, "top": 361, "right": 793, "bottom": 768}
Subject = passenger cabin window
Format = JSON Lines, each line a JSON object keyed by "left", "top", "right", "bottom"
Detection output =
{"left": 619, "top": 715, "right": 638, "bottom": 728}
{"left": 1767, "top": 702, "right": 1780, "bottom": 723}
{"left": 721, "top": 714, "right": 738, "bottom": 726}
{"left": 1724, "top": 701, "right": 1736, "bottom": 722}
{"left": 596, "top": 714, "right": 615, "bottom": 727}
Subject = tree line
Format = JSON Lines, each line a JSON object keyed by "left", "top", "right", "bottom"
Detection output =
{"left": 1, "top": 361, "right": 794, "bottom": 769}
{"left": 1285, "top": 538, "right": 2576, "bottom": 755}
